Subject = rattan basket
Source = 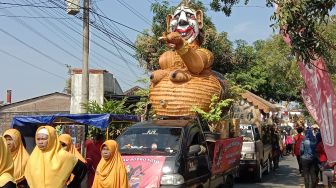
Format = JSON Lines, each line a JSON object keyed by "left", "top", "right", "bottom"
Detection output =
{"left": 150, "top": 73, "right": 222, "bottom": 116}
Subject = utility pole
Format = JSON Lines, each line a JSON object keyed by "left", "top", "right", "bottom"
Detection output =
{"left": 66, "top": 0, "right": 89, "bottom": 114}
{"left": 82, "top": 0, "right": 90, "bottom": 113}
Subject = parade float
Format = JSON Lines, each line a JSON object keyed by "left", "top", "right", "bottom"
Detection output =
{"left": 148, "top": 0, "right": 226, "bottom": 117}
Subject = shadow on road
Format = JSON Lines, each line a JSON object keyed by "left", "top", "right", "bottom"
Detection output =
{"left": 235, "top": 156, "right": 304, "bottom": 188}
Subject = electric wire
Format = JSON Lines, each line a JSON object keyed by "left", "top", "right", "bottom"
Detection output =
{"left": 1, "top": 8, "right": 82, "bottom": 66}
{"left": 0, "top": 14, "right": 74, "bottom": 19}
{"left": 92, "top": 1, "right": 133, "bottom": 47}
{"left": 45, "top": 0, "right": 138, "bottom": 67}
{"left": 0, "top": 28, "right": 68, "bottom": 68}
{"left": 0, "top": 49, "right": 67, "bottom": 80}
{"left": 114, "top": 0, "right": 151, "bottom": 25}
{"left": 0, "top": 2, "right": 61, "bottom": 9}
{"left": 1, "top": 0, "right": 144, "bottom": 87}
{"left": 91, "top": 4, "right": 138, "bottom": 76}
{"left": 43, "top": 0, "right": 141, "bottom": 84}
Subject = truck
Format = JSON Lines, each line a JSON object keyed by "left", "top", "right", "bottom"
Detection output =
{"left": 239, "top": 124, "right": 272, "bottom": 182}
{"left": 116, "top": 117, "right": 243, "bottom": 188}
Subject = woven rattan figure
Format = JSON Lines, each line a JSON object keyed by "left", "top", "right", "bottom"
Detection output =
{"left": 149, "top": 2, "right": 224, "bottom": 116}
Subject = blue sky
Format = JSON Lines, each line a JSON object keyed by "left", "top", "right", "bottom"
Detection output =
{"left": 0, "top": 0, "right": 275, "bottom": 102}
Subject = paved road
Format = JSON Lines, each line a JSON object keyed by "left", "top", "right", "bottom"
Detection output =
{"left": 235, "top": 155, "right": 305, "bottom": 188}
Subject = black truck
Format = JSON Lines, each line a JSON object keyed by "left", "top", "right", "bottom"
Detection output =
{"left": 116, "top": 117, "right": 243, "bottom": 188}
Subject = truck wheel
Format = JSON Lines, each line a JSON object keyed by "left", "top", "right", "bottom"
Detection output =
{"left": 255, "top": 162, "right": 262, "bottom": 182}
{"left": 222, "top": 175, "right": 234, "bottom": 188}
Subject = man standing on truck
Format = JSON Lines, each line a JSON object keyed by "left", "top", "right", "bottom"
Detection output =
{"left": 292, "top": 126, "right": 304, "bottom": 174}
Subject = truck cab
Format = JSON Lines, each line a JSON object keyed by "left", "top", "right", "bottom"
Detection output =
{"left": 239, "top": 124, "right": 272, "bottom": 182}
{"left": 116, "top": 118, "right": 242, "bottom": 188}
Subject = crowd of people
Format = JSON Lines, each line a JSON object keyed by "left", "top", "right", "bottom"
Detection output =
{"left": 261, "top": 122, "right": 335, "bottom": 188}
{"left": 274, "top": 123, "right": 334, "bottom": 188}
{"left": 0, "top": 126, "right": 129, "bottom": 188}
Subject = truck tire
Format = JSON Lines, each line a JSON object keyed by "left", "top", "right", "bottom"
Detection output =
{"left": 255, "top": 161, "right": 263, "bottom": 182}
{"left": 222, "top": 175, "right": 234, "bottom": 188}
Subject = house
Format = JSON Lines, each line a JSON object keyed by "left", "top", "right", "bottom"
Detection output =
{"left": 0, "top": 92, "right": 70, "bottom": 134}
{"left": 70, "top": 69, "right": 123, "bottom": 114}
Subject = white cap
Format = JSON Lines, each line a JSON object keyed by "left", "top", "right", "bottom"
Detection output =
{"left": 37, "top": 128, "right": 49, "bottom": 135}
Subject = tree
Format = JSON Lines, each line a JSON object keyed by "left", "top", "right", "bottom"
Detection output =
{"left": 209, "top": 0, "right": 336, "bottom": 67}
{"left": 82, "top": 98, "right": 133, "bottom": 139}
{"left": 226, "top": 35, "right": 304, "bottom": 101}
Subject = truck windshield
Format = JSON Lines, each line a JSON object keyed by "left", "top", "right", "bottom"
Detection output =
{"left": 117, "top": 127, "right": 182, "bottom": 156}
{"left": 240, "top": 126, "right": 254, "bottom": 142}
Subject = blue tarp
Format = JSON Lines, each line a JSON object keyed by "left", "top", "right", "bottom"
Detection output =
{"left": 11, "top": 113, "right": 140, "bottom": 134}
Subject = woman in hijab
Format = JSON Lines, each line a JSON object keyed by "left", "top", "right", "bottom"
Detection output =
{"left": 0, "top": 137, "right": 16, "bottom": 188}
{"left": 85, "top": 140, "right": 101, "bottom": 188}
{"left": 59, "top": 134, "right": 86, "bottom": 163}
{"left": 3, "top": 129, "right": 29, "bottom": 188}
{"left": 92, "top": 140, "right": 129, "bottom": 188}
{"left": 59, "top": 134, "right": 87, "bottom": 186}
{"left": 300, "top": 128, "right": 318, "bottom": 188}
{"left": 24, "top": 126, "right": 87, "bottom": 188}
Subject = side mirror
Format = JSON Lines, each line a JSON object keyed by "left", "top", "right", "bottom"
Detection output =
{"left": 188, "top": 145, "right": 201, "bottom": 156}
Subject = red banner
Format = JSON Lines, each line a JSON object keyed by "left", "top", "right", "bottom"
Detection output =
{"left": 282, "top": 33, "right": 336, "bottom": 162}
{"left": 211, "top": 137, "right": 243, "bottom": 174}
{"left": 122, "top": 156, "right": 166, "bottom": 188}
{"left": 298, "top": 59, "right": 336, "bottom": 162}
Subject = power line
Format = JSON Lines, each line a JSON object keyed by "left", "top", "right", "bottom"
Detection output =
{"left": 91, "top": 5, "right": 138, "bottom": 76}
{"left": 0, "top": 27, "right": 67, "bottom": 68}
{"left": 115, "top": 0, "right": 151, "bottom": 25}
{"left": 39, "top": 0, "right": 138, "bottom": 73}
{"left": 43, "top": 0, "right": 142, "bottom": 85}
{"left": 56, "top": 0, "right": 149, "bottom": 35}
{"left": 0, "top": 0, "right": 49, "bottom": 9}
{"left": 50, "top": 0, "right": 138, "bottom": 54}
{"left": 0, "top": 14, "right": 74, "bottom": 19}
{"left": 91, "top": 2, "right": 135, "bottom": 57}
{"left": 0, "top": 49, "right": 67, "bottom": 80}
{"left": 0, "top": 2, "right": 61, "bottom": 9}
{"left": 24, "top": 0, "right": 110, "bottom": 70}
{"left": 92, "top": 1, "right": 133, "bottom": 47}
{"left": 1, "top": 8, "right": 82, "bottom": 65}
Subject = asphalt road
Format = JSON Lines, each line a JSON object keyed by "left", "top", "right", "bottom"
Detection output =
{"left": 235, "top": 155, "right": 305, "bottom": 188}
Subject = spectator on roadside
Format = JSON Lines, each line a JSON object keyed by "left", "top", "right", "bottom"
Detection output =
{"left": 293, "top": 126, "right": 305, "bottom": 174}
{"left": 312, "top": 124, "right": 319, "bottom": 137}
{"left": 285, "top": 132, "right": 293, "bottom": 155}
{"left": 322, "top": 162, "right": 336, "bottom": 187}
{"left": 315, "top": 132, "right": 327, "bottom": 183}
{"left": 301, "top": 128, "right": 318, "bottom": 188}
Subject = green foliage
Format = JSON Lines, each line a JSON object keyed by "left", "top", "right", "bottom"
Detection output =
{"left": 192, "top": 95, "right": 234, "bottom": 123}
{"left": 132, "top": 78, "right": 151, "bottom": 116}
{"left": 82, "top": 98, "right": 132, "bottom": 139}
{"left": 209, "top": 0, "right": 336, "bottom": 68}
{"left": 210, "top": 0, "right": 250, "bottom": 16}
{"left": 82, "top": 98, "right": 131, "bottom": 114}
{"left": 55, "top": 125, "right": 62, "bottom": 136}
{"left": 226, "top": 35, "right": 304, "bottom": 101}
